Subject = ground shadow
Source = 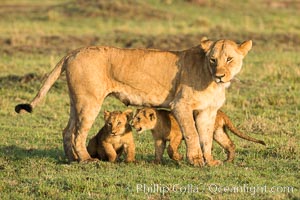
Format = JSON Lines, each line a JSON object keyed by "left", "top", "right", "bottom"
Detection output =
{"left": 133, "top": 153, "right": 184, "bottom": 167}
{"left": 0, "top": 145, "right": 67, "bottom": 164}
{"left": 0, "top": 145, "right": 180, "bottom": 166}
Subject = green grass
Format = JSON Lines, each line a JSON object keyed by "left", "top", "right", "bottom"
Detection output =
{"left": 0, "top": 0, "right": 299, "bottom": 199}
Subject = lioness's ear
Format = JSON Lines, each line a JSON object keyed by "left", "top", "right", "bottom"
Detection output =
{"left": 124, "top": 109, "right": 133, "bottom": 121}
{"left": 239, "top": 40, "right": 252, "bottom": 56}
{"left": 104, "top": 110, "right": 110, "bottom": 121}
{"left": 200, "top": 37, "right": 213, "bottom": 52}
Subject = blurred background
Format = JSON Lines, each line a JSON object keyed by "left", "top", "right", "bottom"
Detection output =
{"left": 1, "top": 0, "right": 299, "bottom": 56}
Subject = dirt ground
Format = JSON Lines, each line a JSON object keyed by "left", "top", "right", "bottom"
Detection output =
{"left": 1, "top": 30, "right": 300, "bottom": 56}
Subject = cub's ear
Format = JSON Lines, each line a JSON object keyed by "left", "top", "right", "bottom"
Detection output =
{"left": 200, "top": 37, "right": 213, "bottom": 52}
{"left": 149, "top": 111, "right": 156, "bottom": 121}
{"left": 239, "top": 40, "right": 252, "bottom": 56}
{"left": 124, "top": 109, "right": 133, "bottom": 121}
{"left": 200, "top": 36, "right": 208, "bottom": 41}
{"left": 104, "top": 110, "right": 110, "bottom": 121}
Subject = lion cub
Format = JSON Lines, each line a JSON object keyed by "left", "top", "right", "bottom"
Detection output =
{"left": 87, "top": 110, "right": 135, "bottom": 163}
{"left": 132, "top": 108, "right": 183, "bottom": 164}
{"left": 132, "top": 108, "right": 265, "bottom": 163}
{"left": 211, "top": 110, "right": 265, "bottom": 162}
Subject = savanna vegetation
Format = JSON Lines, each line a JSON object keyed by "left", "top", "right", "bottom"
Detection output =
{"left": 0, "top": 0, "right": 299, "bottom": 199}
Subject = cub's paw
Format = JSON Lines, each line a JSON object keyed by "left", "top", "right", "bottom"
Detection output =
{"left": 80, "top": 157, "right": 99, "bottom": 164}
{"left": 125, "top": 159, "right": 136, "bottom": 163}
{"left": 172, "top": 153, "right": 183, "bottom": 161}
{"left": 152, "top": 159, "right": 162, "bottom": 165}
{"left": 224, "top": 157, "right": 234, "bottom": 163}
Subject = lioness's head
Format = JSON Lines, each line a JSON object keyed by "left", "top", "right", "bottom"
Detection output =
{"left": 200, "top": 38, "right": 252, "bottom": 85}
{"left": 131, "top": 108, "right": 157, "bottom": 133}
{"left": 104, "top": 109, "right": 133, "bottom": 136}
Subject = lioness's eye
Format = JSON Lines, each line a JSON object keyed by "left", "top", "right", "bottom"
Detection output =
{"left": 227, "top": 57, "right": 233, "bottom": 63}
{"left": 117, "top": 121, "right": 121, "bottom": 126}
{"left": 136, "top": 117, "right": 141, "bottom": 122}
{"left": 107, "top": 122, "right": 112, "bottom": 127}
{"left": 210, "top": 58, "right": 216, "bottom": 64}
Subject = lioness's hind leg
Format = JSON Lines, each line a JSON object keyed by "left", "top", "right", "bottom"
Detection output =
{"left": 73, "top": 97, "right": 104, "bottom": 163}
{"left": 63, "top": 103, "right": 78, "bottom": 162}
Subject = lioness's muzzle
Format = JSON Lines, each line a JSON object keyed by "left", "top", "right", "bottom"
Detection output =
{"left": 214, "top": 74, "right": 225, "bottom": 83}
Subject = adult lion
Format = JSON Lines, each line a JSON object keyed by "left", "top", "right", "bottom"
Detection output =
{"left": 15, "top": 38, "right": 252, "bottom": 166}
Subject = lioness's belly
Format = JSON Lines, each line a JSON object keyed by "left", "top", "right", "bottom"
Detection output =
{"left": 111, "top": 88, "right": 174, "bottom": 107}
{"left": 108, "top": 48, "right": 181, "bottom": 107}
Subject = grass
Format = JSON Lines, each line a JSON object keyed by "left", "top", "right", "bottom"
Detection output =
{"left": 0, "top": 0, "right": 299, "bottom": 199}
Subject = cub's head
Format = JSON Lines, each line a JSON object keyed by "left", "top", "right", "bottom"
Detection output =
{"left": 131, "top": 108, "right": 157, "bottom": 133}
{"left": 200, "top": 38, "right": 252, "bottom": 86}
{"left": 104, "top": 109, "right": 133, "bottom": 136}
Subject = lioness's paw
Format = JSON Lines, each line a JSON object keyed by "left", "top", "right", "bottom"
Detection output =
{"left": 187, "top": 155, "right": 204, "bottom": 167}
{"left": 192, "top": 157, "right": 205, "bottom": 167}
{"left": 207, "top": 159, "right": 223, "bottom": 167}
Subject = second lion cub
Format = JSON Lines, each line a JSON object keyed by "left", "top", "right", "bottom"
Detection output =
{"left": 132, "top": 108, "right": 265, "bottom": 163}
{"left": 87, "top": 110, "right": 135, "bottom": 163}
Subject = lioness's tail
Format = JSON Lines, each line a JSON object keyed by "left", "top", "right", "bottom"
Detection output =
{"left": 220, "top": 111, "right": 266, "bottom": 146}
{"left": 15, "top": 56, "right": 66, "bottom": 114}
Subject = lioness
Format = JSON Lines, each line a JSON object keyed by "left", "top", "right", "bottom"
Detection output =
{"left": 132, "top": 108, "right": 265, "bottom": 163}
{"left": 87, "top": 109, "right": 135, "bottom": 162}
{"left": 15, "top": 38, "right": 252, "bottom": 166}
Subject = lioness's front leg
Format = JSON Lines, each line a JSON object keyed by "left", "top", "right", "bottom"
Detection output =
{"left": 172, "top": 104, "right": 204, "bottom": 167}
{"left": 195, "top": 109, "right": 222, "bottom": 166}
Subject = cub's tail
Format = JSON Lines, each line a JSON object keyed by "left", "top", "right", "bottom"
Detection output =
{"left": 15, "top": 56, "right": 67, "bottom": 114}
{"left": 220, "top": 111, "right": 266, "bottom": 146}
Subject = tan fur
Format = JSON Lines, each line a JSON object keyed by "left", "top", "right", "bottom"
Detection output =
{"left": 15, "top": 38, "right": 252, "bottom": 166}
{"left": 132, "top": 108, "right": 265, "bottom": 163}
{"left": 213, "top": 110, "right": 266, "bottom": 162}
{"left": 132, "top": 108, "right": 183, "bottom": 163}
{"left": 87, "top": 110, "right": 135, "bottom": 162}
